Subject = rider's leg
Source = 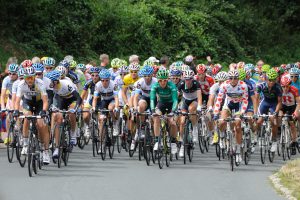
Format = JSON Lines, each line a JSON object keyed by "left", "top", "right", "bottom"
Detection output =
{"left": 188, "top": 101, "right": 198, "bottom": 142}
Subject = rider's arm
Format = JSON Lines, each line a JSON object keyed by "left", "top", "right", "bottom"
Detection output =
{"left": 275, "top": 96, "right": 282, "bottom": 113}
{"left": 81, "top": 89, "right": 88, "bottom": 100}
{"left": 240, "top": 82, "right": 249, "bottom": 115}
{"left": 171, "top": 85, "right": 178, "bottom": 112}
{"left": 251, "top": 95, "right": 257, "bottom": 115}
{"left": 121, "top": 86, "right": 129, "bottom": 105}
{"left": 197, "top": 89, "right": 202, "bottom": 106}
{"left": 207, "top": 94, "right": 215, "bottom": 109}
{"left": 72, "top": 90, "right": 83, "bottom": 109}
{"left": 133, "top": 93, "right": 139, "bottom": 110}
{"left": 15, "top": 96, "right": 21, "bottom": 111}
{"left": 213, "top": 85, "right": 225, "bottom": 115}
{"left": 41, "top": 94, "right": 49, "bottom": 111}
{"left": 0, "top": 88, "right": 6, "bottom": 109}
{"left": 150, "top": 84, "right": 157, "bottom": 111}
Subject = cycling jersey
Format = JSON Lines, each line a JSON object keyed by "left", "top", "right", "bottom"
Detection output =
{"left": 16, "top": 78, "right": 47, "bottom": 101}
{"left": 150, "top": 81, "right": 178, "bottom": 112}
{"left": 12, "top": 79, "right": 21, "bottom": 94}
{"left": 209, "top": 83, "right": 220, "bottom": 96}
{"left": 94, "top": 80, "right": 118, "bottom": 100}
{"left": 52, "top": 79, "right": 76, "bottom": 98}
{"left": 108, "top": 68, "right": 120, "bottom": 81}
{"left": 122, "top": 74, "right": 139, "bottom": 91}
{"left": 291, "top": 79, "right": 300, "bottom": 92}
{"left": 194, "top": 75, "right": 214, "bottom": 95}
{"left": 83, "top": 79, "right": 98, "bottom": 105}
{"left": 67, "top": 70, "right": 80, "bottom": 84}
{"left": 75, "top": 69, "right": 86, "bottom": 92}
{"left": 256, "top": 82, "right": 282, "bottom": 102}
{"left": 177, "top": 80, "right": 200, "bottom": 100}
{"left": 214, "top": 80, "right": 249, "bottom": 114}
{"left": 133, "top": 77, "right": 157, "bottom": 97}
{"left": 282, "top": 86, "right": 299, "bottom": 107}
{"left": 2, "top": 76, "right": 16, "bottom": 97}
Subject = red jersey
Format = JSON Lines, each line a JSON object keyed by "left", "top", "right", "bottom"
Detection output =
{"left": 194, "top": 75, "right": 215, "bottom": 95}
{"left": 282, "top": 86, "right": 299, "bottom": 106}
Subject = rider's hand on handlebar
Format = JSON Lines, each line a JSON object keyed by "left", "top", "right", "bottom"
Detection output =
{"left": 213, "top": 114, "right": 219, "bottom": 121}
{"left": 197, "top": 105, "right": 202, "bottom": 112}
{"left": 39, "top": 110, "right": 47, "bottom": 118}
{"left": 13, "top": 110, "right": 19, "bottom": 117}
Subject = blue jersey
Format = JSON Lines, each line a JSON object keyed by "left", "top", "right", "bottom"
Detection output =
{"left": 291, "top": 79, "right": 300, "bottom": 92}
{"left": 83, "top": 79, "right": 97, "bottom": 105}
{"left": 245, "top": 79, "right": 255, "bottom": 103}
{"left": 67, "top": 70, "right": 79, "bottom": 84}
{"left": 256, "top": 82, "right": 282, "bottom": 103}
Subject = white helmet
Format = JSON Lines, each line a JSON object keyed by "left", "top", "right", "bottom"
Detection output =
{"left": 228, "top": 70, "right": 239, "bottom": 78}
{"left": 129, "top": 62, "right": 140, "bottom": 71}
{"left": 215, "top": 71, "right": 228, "bottom": 81}
{"left": 182, "top": 69, "right": 195, "bottom": 79}
{"left": 56, "top": 65, "right": 67, "bottom": 76}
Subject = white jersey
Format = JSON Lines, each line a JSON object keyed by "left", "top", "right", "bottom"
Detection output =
{"left": 16, "top": 78, "right": 47, "bottom": 101}
{"left": 94, "top": 80, "right": 118, "bottom": 100}
{"left": 133, "top": 77, "right": 157, "bottom": 97}
{"left": 114, "top": 75, "right": 124, "bottom": 91}
{"left": 209, "top": 83, "right": 220, "bottom": 96}
{"left": 12, "top": 79, "right": 21, "bottom": 94}
{"left": 109, "top": 68, "right": 120, "bottom": 81}
{"left": 62, "top": 77, "right": 78, "bottom": 91}
{"left": 52, "top": 79, "right": 77, "bottom": 98}
{"left": 2, "top": 76, "right": 16, "bottom": 95}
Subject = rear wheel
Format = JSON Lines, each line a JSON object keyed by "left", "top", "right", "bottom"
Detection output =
{"left": 6, "top": 126, "right": 15, "bottom": 163}
{"left": 16, "top": 131, "right": 26, "bottom": 167}
{"left": 92, "top": 120, "right": 100, "bottom": 157}
{"left": 100, "top": 125, "right": 108, "bottom": 160}
{"left": 259, "top": 128, "right": 267, "bottom": 164}
{"left": 198, "top": 121, "right": 204, "bottom": 153}
{"left": 158, "top": 146, "right": 164, "bottom": 169}
{"left": 77, "top": 127, "right": 85, "bottom": 149}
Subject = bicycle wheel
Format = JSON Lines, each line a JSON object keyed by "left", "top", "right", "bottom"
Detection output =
{"left": 230, "top": 153, "right": 234, "bottom": 171}
{"left": 117, "top": 119, "right": 122, "bottom": 153}
{"left": 144, "top": 133, "right": 151, "bottom": 166}
{"left": 108, "top": 126, "right": 115, "bottom": 159}
{"left": 202, "top": 123, "right": 209, "bottom": 152}
{"left": 188, "top": 143, "right": 194, "bottom": 162}
{"left": 216, "top": 131, "right": 221, "bottom": 161}
{"left": 259, "top": 127, "right": 267, "bottom": 164}
{"left": 16, "top": 131, "right": 26, "bottom": 167}
{"left": 267, "top": 133, "right": 275, "bottom": 163}
{"left": 158, "top": 144, "right": 164, "bottom": 169}
{"left": 92, "top": 120, "right": 99, "bottom": 157}
{"left": 63, "top": 127, "right": 71, "bottom": 166}
{"left": 100, "top": 124, "right": 107, "bottom": 160}
{"left": 28, "top": 133, "right": 34, "bottom": 177}
{"left": 6, "top": 126, "right": 15, "bottom": 163}
{"left": 286, "top": 129, "right": 291, "bottom": 160}
{"left": 57, "top": 125, "right": 65, "bottom": 168}
{"left": 77, "top": 126, "right": 85, "bottom": 150}
{"left": 183, "top": 123, "right": 189, "bottom": 165}
{"left": 198, "top": 120, "right": 204, "bottom": 153}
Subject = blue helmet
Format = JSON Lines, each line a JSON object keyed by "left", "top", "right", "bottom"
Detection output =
{"left": 143, "top": 65, "right": 154, "bottom": 76}
{"left": 170, "top": 69, "right": 182, "bottom": 76}
{"left": 99, "top": 69, "right": 111, "bottom": 79}
{"left": 24, "top": 66, "right": 36, "bottom": 77}
{"left": 245, "top": 63, "right": 255, "bottom": 71}
{"left": 59, "top": 60, "right": 70, "bottom": 69}
{"left": 45, "top": 70, "right": 61, "bottom": 81}
{"left": 32, "top": 63, "right": 44, "bottom": 72}
{"left": 8, "top": 64, "right": 19, "bottom": 73}
{"left": 289, "top": 67, "right": 299, "bottom": 75}
{"left": 89, "top": 67, "right": 100, "bottom": 74}
{"left": 76, "top": 63, "right": 86, "bottom": 71}
{"left": 43, "top": 57, "right": 55, "bottom": 66}
{"left": 18, "top": 67, "right": 25, "bottom": 77}
{"left": 138, "top": 68, "right": 145, "bottom": 77}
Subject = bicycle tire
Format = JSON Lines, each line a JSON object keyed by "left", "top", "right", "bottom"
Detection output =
{"left": 286, "top": 129, "right": 291, "bottom": 160}
{"left": 63, "top": 126, "right": 71, "bottom": 166}
{"left": 100, "top": 124, "right": 108, "bottom": 160}
{"left": 28, "top": 132, "right": 34, "bottom": 177}
{"left": 198, "top": 121, "right": 205, "bottom": 153}
{"left": 16, "top": 131, "right": 26, "bottom": 167}
{"left": 6, "top": 126, "right": 15, "bottom": 163}
{"left": 183, "top": 123, "right": 189, "bottom": 165}
{"left": 230, "top": 154, "right": 234, "bottom": 171}
{"left": 259, "top": 127, "right": 267, "bottom": 164}
{"left": 57, "top": 125, "right": 65, "bottom": 168}
{"left": 144, "top": 135, "right": 151, "bottom": 166}
{"left": 158, "top": 148, "right": 164, "bottom": 169}
{"left": 92, "top": 120, "right": 99, "bottom": 157}
{"left": 108, "top": 126, "right": 115, "bottom": 159}
{"left": 77, "top": 127, "right": 85, "bottom": 150}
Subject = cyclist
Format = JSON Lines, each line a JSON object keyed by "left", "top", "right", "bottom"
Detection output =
{"left": 150, "top": 69, "right": 178, "bottom": 153}
{"left": 92, "top": 69, "right": 119, "bottom": 152}
{"left": 42, "top": 57, "right": 56, "bottom": 74}
{"left": 75, "top": 63, "right": 87, "bottom": 92}
{"left": 14, "top": 67, "right": 50, "bottom": 164}
{"left": 47, "top": 70, "right": 83, "bottom": 158}
{"left": 1, "top": 64, "right": 19, "bottom": 144}
{"left": 81, "top": 67, "right": 101, "bottom": 137}
{"left": 177, "top": 69, "right": 202, "bottom": 156}
{"left": 115, "top": 65, "right": 129, "bottom": 106}
{"left": 11, "top": 67, "right": 25, "bottom": 106}
{"left": 131, "top": 66, "right": 157, "bottom": 150}
{"left": 289, "top": 67, "right": 300, "bottom": 91}
{"left": 279, "top": 75, "right": 300, "bottom": 155}
{"left": 256, "top": 68, "right": 282, "bottom": 153}
{"left": 109, "top": 58, "right": 121, "bottom": 80}
{"left": 194, "top": 64, "right": 215, "bottom": 104}
{"left": 213, "top": 70, "right": 249, "bottom": 163}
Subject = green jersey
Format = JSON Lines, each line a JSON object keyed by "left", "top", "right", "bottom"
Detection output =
{"left": 150, "top": 81, "right": 178, "bottom": 111}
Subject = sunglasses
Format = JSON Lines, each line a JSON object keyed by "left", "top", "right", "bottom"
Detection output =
{"left": 171, "top": 77, "right": 180, "bottom": 80}
{"left": 121, "top": 73, "right": 128, "bottom": 76}
{"left": 130, "top": 70, "right": 138, "bottom": 74}
{"left": 144, "top": 75, "right": 151, "bottom": 78}
{"left": 290, "top": 76, "right": 299, "bottom": 78}
{"left": 25, "top": 76, "right": 35, "bottom": 80}
{"left": 158, "top": 79, "right": 168, "bottom": 83}
{"left": 229, "top": 77, "right": 239, "bottom": 80}
{"left": 36, "top": 73, "right": 43, "bottom": 76}
{"left": 9, "top": 73, "right": 17, "bottom": 75}
{"left": 101, "top": 79, "right": 109, "bottom": 82}
{"left": 52, "top": 80, "right": 59, "bottom": 84}
{"left": 281, "top": 85, "right": 289, "bottom": 88}
{"left": 19, "top": 77, "right": 24, "bottom": 80}
{"left": 45, "top": 67, "right": 53, "bottom": 70}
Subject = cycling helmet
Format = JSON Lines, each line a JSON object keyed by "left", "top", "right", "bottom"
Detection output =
{"left": 41, "top": 57, "right": 48, "bottom": 62}
{"left": 285, "top": 63, "right": 292, "bottom": 71}
{"left": 212, "top": 66, "right": 220, "bottom": 76}
{"left": 229, "top": 63, "right": 237, "bottom": 71}
{"left": 266, "top": 69, "right": 278, "bottom": 80}
{"left": 119, "top": 65, "right": 129, "bottom": 73}
{"left": 170, "top": 69, "right": 182, "bottom": 76}
{"left": 23, "top": 66, "right": 36, "bottom": 77}
{"left": 69, "top": 60, "right": 77, "bottom": 69}
{"left": 196, "top": 64, "right": 206, "bottom": 74}
{"left": 138, "top": 68, "right": 145, "bottom": 77}
{"left": 99, "top": 69, "right": 111, "bottom": 79}
{"left": 119, "top": 59, "right": 128, "bottom": 66}
{"left": 143, "top": 65, "right": 154, "bottom": 76}
{"left": 8, "top": 64, "right": 19, "bottom": 72}
{"left": 59, "top": 60, "right": 70, "bottom": 69}
{"left": 156, "top": 69, "right": 169, "bottom": 79}
{"left": 111, "top": 58, "right": 121, "bottom": 68}
{"left": 32, "top": 63, "right": 44, "bottom": 72}
{"left": 89, "top": 66, "right": 100, "bottom": 74}
{"left": 64, "top": 55, "right": 74, "bottom": 63}
{"left": 56, "top": 66, "right": 67, "bottom": 76}
{"left": 214, "top": 63, "right": 222, "bottom": 70}
{"left": 45, "top": 70, "right": 61, "bottom": 81}
{"left": 185, "top": 55, "right": 193, "bottom": 63}
{"left": 173, "top": 61, "right": 184, "bottom": 69}
{"left": 143, "top": 59, "right": 155, "bottom": 67}
{"left": 281, "top": 64, "right": 287, "bottom": 69}
{"left": 21, "top": 60, "right": 33, "bottom": 68}
{"left": 290, "top": 63, "right": 298, "bottom": 69}
{"left": 182, "top": 69, "right": 195, "bottom": 79}
{"left": 228, "top": 70, "right": 239, "bottom": 78}
{"left": 18, "top": 67, "right": 25, "bottom": 77}
{"left": 128, "top": 62, "right": 140, "bottom": 71}
{"left": 148, "top": 56, "right": 159, "bottom": 63}
{"left": 245, "top": 63, "right": 255, "bottom": 71}
{"left": 246, "top": 70, "right": 252, "bottom": 77}
{"left": 215, "top": 71, "right": 228, "bottom": 82}
{"left": 43, "top": 57, "right": 55, "bottom": 66}
{"left": 261, "top": 64, "right": 271, "bottom": 73}
{"left": 238, "top": 69, "right": 246, "bottom": 80}
{"left": 289, "top": 67, "right": 299, "bottom": 75}
{"left": 76, "top": 63, "right": 86, "bottom": 71}
{"left": 280, "top": 75, "right": 291, "bottom": 86}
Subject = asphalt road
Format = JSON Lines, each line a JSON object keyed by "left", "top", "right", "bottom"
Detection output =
{"left": 0, "top": 143, "right": 289, "bottom": 200}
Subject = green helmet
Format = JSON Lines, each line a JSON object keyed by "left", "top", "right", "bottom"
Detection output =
{"left": 266, "top": 68, "right": 278, "bottom": 80}
{"left": 261, "top": 64, "right": 271, "bottom": 73}
{"left": 238, "top": 69, "right": 246, "bottom": 80}
{"left": 119, "top": 59, "right": 127, "bottom": 66}
{"left": 156, "top": 69, "right": 169, "bottom": 79}
{"left": 143, "top": 59, "right": 154, "bottom": 67}
{"left": 111, "top": 58, "right": 121, "bottom": 68}
{"left": 70, "top": 60, "right": 77, "bottom": 69}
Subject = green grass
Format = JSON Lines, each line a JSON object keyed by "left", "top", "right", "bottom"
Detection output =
{"left": 277, "top": 159, "right": 300, "bottom": 199}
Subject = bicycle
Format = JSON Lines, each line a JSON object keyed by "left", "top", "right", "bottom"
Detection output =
{"left": 241, "top": 115, "right": 253, "bottom": 165}
{"left": 217, "top": 116, "right": 241, "bottom": 171}
{"left": 152, "top": 112, "right": 173, "bottom": 169}
{"left": 177, "top": 111, "right": 197, "bottom": 164}
{"left": 117, "top": 106, "right": 128, "bottom": 153}
{"left": 76, "top": 110, "right": 90, "bottom": 149}
{"left": 19, "top": 115, "right": 44, "bottom": 177}
{"left": 91, "top": 111, "right": 100, "bottom": 157}
{"left": 198, "top": 106, "right": 209, "bottom": 153}
{"left": 258, "top": 113, "right": 275, "bottom": 164}
{"left": 279, "top": 114, "right": 293, "bottom": 161}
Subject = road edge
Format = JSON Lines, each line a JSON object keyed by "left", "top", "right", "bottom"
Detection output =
{"left": 269, "top": 172, "right": 296, "bottom": 200}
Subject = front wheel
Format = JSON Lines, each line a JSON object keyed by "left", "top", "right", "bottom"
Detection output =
{"left": 6, "top": 127, "right": 15, "bottom": 163}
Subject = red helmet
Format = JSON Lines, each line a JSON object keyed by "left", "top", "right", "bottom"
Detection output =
{"left": 214, "top": 63, "right": 222, "bottom": 70}
{"left": 153, "top": 65, "right": 160, "bottom": 74}
{"left": 196, "top": 64, "right": 206, "bottom": 74}
{"left": 280, "top": 64, "right": 287, "bottom": 70}
{"left": 280, "top": 75, "right": 291, "bottom": 86}
{"left": 21, "top": 60, "right": 33, "bottom": 68}
{"left": 212, "top": 66, "right": 220, "bottom": 75}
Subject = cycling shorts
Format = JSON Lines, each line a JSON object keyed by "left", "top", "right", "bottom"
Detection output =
{"left": 258, "top": 100, "right": 277, "bottom": 115}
